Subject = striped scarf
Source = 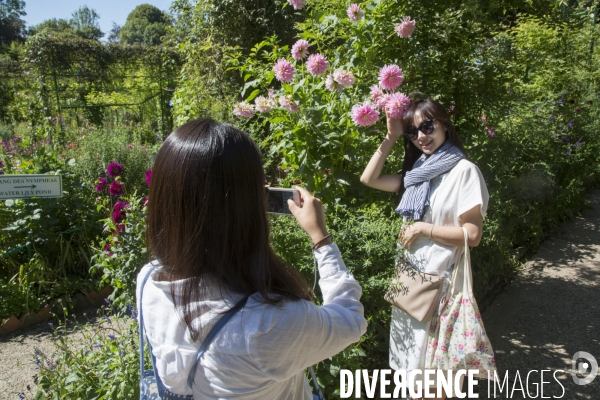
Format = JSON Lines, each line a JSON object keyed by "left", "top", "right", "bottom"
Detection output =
{"left": 395, "top": 140, "right": 465, "bottom": 221}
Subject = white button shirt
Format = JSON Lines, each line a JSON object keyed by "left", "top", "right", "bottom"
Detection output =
{"left": 136, "top": 244, "right": 367, "bottom": 399}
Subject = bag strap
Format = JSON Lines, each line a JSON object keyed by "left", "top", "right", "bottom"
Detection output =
{"left": 186, "top": 295, "right": 248, "bottom": 388}
{"left": 449, "top": 227, "right": 473, "bottom": 295}
{"left": 138, "top": 265, "right": 249, "bottom": 391}
{"left": 309, "top": 365, "right": 325, "bottom": 399}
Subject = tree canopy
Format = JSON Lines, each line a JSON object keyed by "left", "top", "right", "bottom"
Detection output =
{"left": 119, "top": 4, "right": 169, "bottom": 46}
{"left": 0, "top": 0, "right": 26, "bottom": 46}
{"left": 70, "top": 5, "right": 103, "bottom": 40}
{"left": 30, "top": 5, "right": 103, "bottom": 40}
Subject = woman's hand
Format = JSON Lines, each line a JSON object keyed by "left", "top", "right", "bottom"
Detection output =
{"left": 386, "top": 110, "right": 404, "bottom": 140}
{"left": 398, "top": 222, "right": 428, "bottom": 248}
{"left": 288, "top": 187, "right": 331, "bottom": 246}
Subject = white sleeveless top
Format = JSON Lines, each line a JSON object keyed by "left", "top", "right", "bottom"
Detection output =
{"left": 389, "top": 159, "right": 489, "bottom": 373}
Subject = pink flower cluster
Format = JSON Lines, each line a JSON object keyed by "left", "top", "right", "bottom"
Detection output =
{"left": 273, "top": 58, "right": 295, "bottom": 83}
{"left": 333, "top": 69, "right": 355, "bottom": 87}
{"left": 395, "top": 16, "right": 416, "bottom": 38}
{"left": 351, "top": 102, "right": 379, "bottom": 127}
{"left": 385, "top": 93, "right": 411, "bottom": 119}
{"left": 279, "top": 95, "right": 300, "bottom": 113}
{"left": 378, "top": 64, "right": 403, "bottom": 90}
{"left": 287, "top": 0, "right": 306, "bottom": 10}
{"left": 254, "top": 96, "right": 273, "bottom": 113}
{"left": 351, "top": 64, "right": 410, "bottom": 124}
{"left": 346, "top": 4, "right": 364, "bottom": 21}
{"left": 291, "top": 39, "right": 310, "bottom": 60}
{"left": 326, "top": 74, "right": 343, "bottom": 92}
{"left": 233, "top": 102, "right": 254, "bottom": 118}
{"left": 306, "top": 53, "right": 328, "bottom": 76}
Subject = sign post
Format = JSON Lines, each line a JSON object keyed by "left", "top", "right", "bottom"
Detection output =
{"left": 0, "top": 174, "right": 63, "bottom": 200}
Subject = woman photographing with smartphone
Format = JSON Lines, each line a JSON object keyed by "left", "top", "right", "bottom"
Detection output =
{"left": 360, "top": 95, "right": 490, "bottom": 399}
{"left": 138, "top": 118, "right": 367, "bottom": 399}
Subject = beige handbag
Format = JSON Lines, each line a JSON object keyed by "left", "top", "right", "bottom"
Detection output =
{"left": 384, "top": 247, "right": 443, "bottom": 321}
{"left": 385, "top": 183, "right": 445, "bottom": 322}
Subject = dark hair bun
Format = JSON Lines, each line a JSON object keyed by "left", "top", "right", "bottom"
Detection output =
{"left": 408, "top": 91, "right": 426, "bottom": 102}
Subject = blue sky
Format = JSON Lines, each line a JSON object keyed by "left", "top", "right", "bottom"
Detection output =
{"left": 24, "top": 0, "right": 175, "bottom": 37}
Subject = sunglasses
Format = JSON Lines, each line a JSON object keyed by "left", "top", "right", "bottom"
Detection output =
{"left": 403, "top": 119, "right": 435, "bottom": 141}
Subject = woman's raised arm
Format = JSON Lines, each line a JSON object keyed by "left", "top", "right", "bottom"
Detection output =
{"left": 360, "top": 113, "right": 403, "bottom": 193}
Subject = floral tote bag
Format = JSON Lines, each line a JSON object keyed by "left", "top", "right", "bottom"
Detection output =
{"left": 424, "top": 227, "right": 496, "bottom": 379}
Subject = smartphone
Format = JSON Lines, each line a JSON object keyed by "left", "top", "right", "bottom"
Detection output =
{"left": 266, "top": 187, "right": 301, "bottom": 215}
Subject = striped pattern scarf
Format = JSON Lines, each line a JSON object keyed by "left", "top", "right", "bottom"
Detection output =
{"left": 395, "top": 140, "right": 465, "bottom": 221}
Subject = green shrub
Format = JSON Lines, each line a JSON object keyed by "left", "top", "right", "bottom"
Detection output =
{"left": 34, "top": 306, "right": 142, "bottom": 399}
{"left": 64, "top": 126, "right": 158, "bottom": 196}
{"left": 0, "top": 139, "right": 103, "bottom": 319}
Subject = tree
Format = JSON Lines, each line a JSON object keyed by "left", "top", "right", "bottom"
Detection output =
{"left": 29, "top": 18, "right": 76, "bottom": 37}
{"left": 119, "top": 4, "right": 169, "bottom": 46}
{"left": 70, "top": 5, "right": 103, "bottom": 40}
{"left": 107, "top": 22, "right": 121, "bottom": 43}
{"left": 0, "top": 0, "right": 26, "bottom": 46}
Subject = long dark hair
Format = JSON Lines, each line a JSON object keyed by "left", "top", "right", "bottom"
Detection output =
{"left": 397, "top": 95, "right": 468, "bottom": 199}
{"left": 146, "top": 118, "right": 312, "bottom": 340}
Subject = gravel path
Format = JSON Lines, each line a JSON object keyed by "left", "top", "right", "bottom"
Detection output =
{"left": 480, "top": 189, "right": 600, "bottom": 399}
{"left": 0, "top": 307, "right": 115, "bottom": 400}
{"left": 1, "top": 190, "right": 599, "bottom": 400}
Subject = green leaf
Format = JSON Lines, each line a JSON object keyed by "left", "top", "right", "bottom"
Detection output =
{"left": 246, "top": 89, "right": 261, "bottom": 103}
{"left": 241, "top": 80, "right": 259, "bottom": 97}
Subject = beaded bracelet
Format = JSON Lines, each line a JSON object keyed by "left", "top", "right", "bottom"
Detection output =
{"left": 311, "top": 234, "right": 332, "bottom": 250}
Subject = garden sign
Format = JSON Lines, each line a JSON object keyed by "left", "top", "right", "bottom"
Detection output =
{"left": 0, "top": 174, "right": 63, "bottom": 200}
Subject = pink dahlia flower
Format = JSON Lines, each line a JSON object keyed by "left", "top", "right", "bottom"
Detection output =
{"left": 291, "top": 39, "right": 310, "bottom": 60}
{"left": 273, "top": 58, "right": 295, "bottom": 83}
{"left": 325, "top": 74, "right": 343, "bottom": 92}
{"left": 378, "top": 64, "right": 403, "bottom": 90}
{"left": 233, "top": 102, "right": 255, "bottom": 118}
{"left": 287, "top": 0, "right": 306, "bottom": 10}
{"left": 351, "top": 102, "right": 379, "bottom": 127}
{"left": 385, "top": 92, "right": 411, "bottom": 119}
{"left": 106, "top": 162, "right": 123, "bottom": 177}
{"left": 145, "top": 169, "right": 152, "bottom": 186}
{"left": 279, "top": 95, "right": 300, "bottom": 113}
{"left": 370, "top": 85, "right": 387, "bottom": 108}
{"left": 306, "top": 53, "right": 328, "bottom": 76}
{"left": 333, "top": 69, "right": 355, "bottom": 87}
{"left": 254, "top": 96, "right": 272, "bottom": 113}
{"left": 347, "top": 4, "right": 364, "bottom": 21}
{"left": 95, "top": 177, "right": 107, "bottom": 192}
{"left": 395, "top": 16, "right": 416, "bottom": 38}
{"left": 108, "top": 181, "right": 124, "bottom": 197}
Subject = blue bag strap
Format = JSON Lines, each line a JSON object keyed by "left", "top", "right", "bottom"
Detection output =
{"left": 138, "top": 265, "right": 156, "bottom": 380}
{"left": 186, "top": 295, "right": 249, "bottom": 388}
{"left": 309, "top": 365, "right": 325, "bottom": 400}
{"left": 138, "top": 265, "right": 249, "bottom": 391}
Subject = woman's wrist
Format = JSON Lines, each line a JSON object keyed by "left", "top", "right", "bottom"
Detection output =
{"left": 386, "top": 132, "right": 401, "bottom": 142}
{"left": 312, "top": 236, "right": 333, "bottom": 250}
{"left": 309, "top": 230, "right": 329, "bottom": 245}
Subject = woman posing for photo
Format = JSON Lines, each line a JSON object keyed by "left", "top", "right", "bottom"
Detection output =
{"left": 360, "top": 96, "right": 489, "bottom": 400}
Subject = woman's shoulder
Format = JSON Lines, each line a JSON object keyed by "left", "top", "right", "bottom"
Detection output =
{"left": 454, "top": 159, "right": 481, "bottom": 172}
{"left": 138, "top": 260, "right": 161, "bottom": 280}
{"left": 447, "top": 159, "right": 485, "bottom": 181}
